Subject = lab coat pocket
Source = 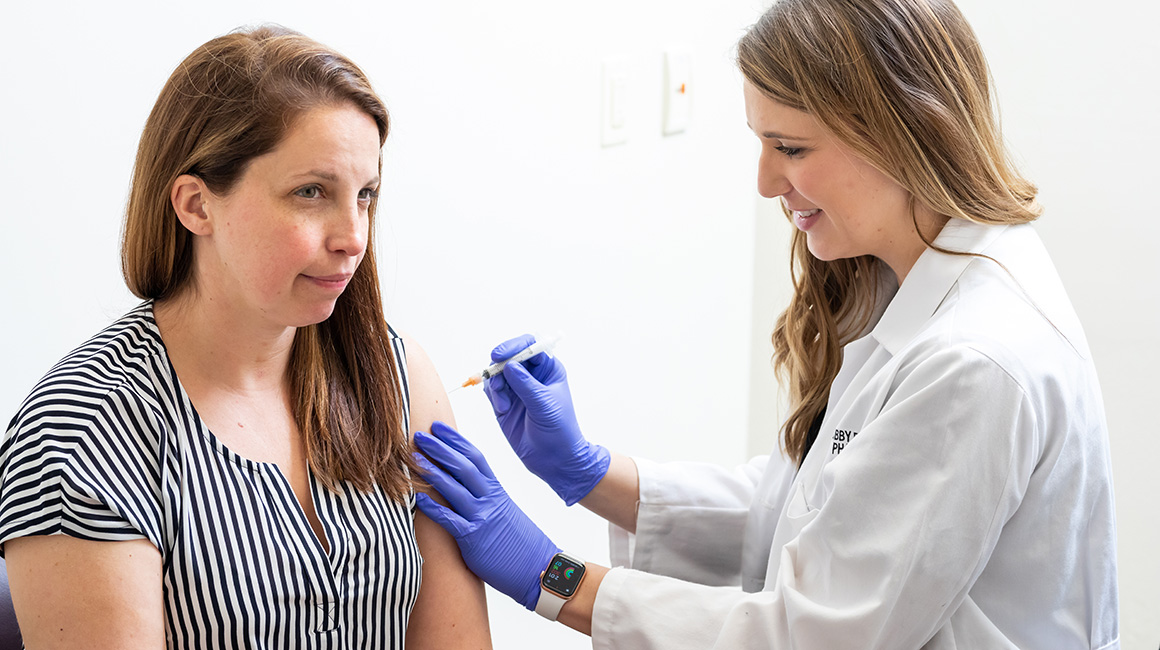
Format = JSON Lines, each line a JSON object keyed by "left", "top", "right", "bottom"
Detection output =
{"left": 784, "top": 481, "right": 818, "bottom": 521}
{"left": 764, "top": 480, "right": 822, "bottom": 590}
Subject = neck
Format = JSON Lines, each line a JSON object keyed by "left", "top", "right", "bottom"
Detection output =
{"left": 153, "top": 288, "right": 297, "bottom": 395}
{"left": 884, "top": 209, "right": 950, "bottom": 285}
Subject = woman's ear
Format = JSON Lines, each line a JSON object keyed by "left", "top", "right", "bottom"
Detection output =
{"left": 171, "top": 174, "right": 214, "bottom": 236}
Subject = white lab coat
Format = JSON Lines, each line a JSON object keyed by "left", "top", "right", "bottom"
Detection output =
{"left": 592, "top": 220, "right": 1119, "bottom": 650}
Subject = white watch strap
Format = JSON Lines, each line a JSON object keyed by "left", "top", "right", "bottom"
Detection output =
{"left": 534, "top": 588, "right": 568, "bottom": 621}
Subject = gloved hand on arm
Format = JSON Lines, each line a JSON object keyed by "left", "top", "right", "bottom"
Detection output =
{"left": 413, "top": 421, "right": 560, "bottom": 610}
{"left": 484, "top": 335, "right": 611, "bottom": 506}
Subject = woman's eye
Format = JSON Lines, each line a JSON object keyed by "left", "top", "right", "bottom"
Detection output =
{"left": 295, "top": 185, "right": 322, "bottom": 199}
{"left": 358, "top": 188, "right": 379, "bottom": 201}
{"left": 776, "top": 145, "right": 804, "bottom": 158}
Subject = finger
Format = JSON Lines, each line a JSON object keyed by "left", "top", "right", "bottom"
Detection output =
{"left": 489, "top": 372, "right": 509, "bottom": 393}
{"left": 484, "top": 374, "right": 513, "bottom": 414}
{"left": 490, "top": 334, "right": 537, "bottom": 363}
{"left": 416, "top": 429, "right": 493, "bottom": 495}
{"left": 412, "top": 444, "right": 482, "bottom": 508}
{"left": 430, "top": 421, "right": 498, "bottom": 481}
{"left": 522, "top": 350, "right": 549, "bottom": 370}
{"left": 521, "top": 351, "right": 564, "bottom": 384}
{"left": 501, "top": 359, "right": 548, "bottom": 405}
{"left": 414, "top": 491, "right": 470, "bottom": 538}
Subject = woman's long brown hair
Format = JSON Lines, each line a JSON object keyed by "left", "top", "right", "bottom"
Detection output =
{"left": 738, "top": 0, "right": 1042, "bottom": 464}
{"left": 122, "top": 25, "right": 416, "bottom": 498}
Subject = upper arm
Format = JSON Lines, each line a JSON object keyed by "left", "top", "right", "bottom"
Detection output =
{"left": 397, "top": 332, "right": 493, "bottom": 649}
{"left": 4, "top": 535, "right": 163, "bottom": 649}
{"left": 400, "top": 331, "right": 457, "bottom": 437}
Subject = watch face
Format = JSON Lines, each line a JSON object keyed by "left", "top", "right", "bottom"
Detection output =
{"left": 541, "top": 554, "right": 586, "bottom": 597}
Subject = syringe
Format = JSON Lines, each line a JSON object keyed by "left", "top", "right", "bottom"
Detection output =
{"left": 455, "top": 335, "right": 561, "bottom": 390}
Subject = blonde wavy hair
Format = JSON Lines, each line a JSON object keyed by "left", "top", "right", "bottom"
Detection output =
{"left": 737, "top": 0, "right": 1042, "bottom": 464}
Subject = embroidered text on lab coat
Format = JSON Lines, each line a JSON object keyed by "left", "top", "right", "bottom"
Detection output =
{"left": 832, "top": 429, "right": 859, "bottom": 455}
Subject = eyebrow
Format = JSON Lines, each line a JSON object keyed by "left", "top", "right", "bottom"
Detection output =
{"left": 293, "top": 170, "right": 380, "bottom": 186}
{"left": 745, "top": 123, "right": 808, "bottom": 142}
{"left": 761, "top": 131, "right": 808, "bottom": 141}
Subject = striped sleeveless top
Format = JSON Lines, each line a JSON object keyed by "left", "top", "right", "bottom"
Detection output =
{"left": 0, "top": 302, "right": 422, "bottom": 649}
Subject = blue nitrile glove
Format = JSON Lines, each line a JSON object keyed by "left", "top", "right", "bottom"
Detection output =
{"left": 413, "top": 421, "right": 560, "bottom": 611}
{"left": 484, "top": 335, "right": 611, "bottom": 506}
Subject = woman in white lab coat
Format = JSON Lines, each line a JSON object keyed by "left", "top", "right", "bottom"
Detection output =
{"left": 413, "top": 0, "right": 1120, "bottom": 647}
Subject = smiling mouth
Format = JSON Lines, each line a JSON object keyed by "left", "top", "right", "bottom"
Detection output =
{"left": 791, "top": 208, "right": 823, "bottom": 232}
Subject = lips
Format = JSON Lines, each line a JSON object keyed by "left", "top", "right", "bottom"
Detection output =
{"left": 791, "top": 208, "right": 822, "bottom": 232}
{"left": 308, "top": 273, "right": 353, "bottom": 283}
{"left": 304, "top": 272, "right": 355, "bottom": 292}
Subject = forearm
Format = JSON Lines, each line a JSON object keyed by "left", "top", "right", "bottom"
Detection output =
{"left": 557, "top": 562, "right": 609, "bottom": 636}
{"left": 578, "top": 452, "right": 640, "bottom": 533}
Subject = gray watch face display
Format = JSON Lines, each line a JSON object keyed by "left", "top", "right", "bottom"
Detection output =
{"left": 541, "top": 554, "right": 586, "bottom": 597}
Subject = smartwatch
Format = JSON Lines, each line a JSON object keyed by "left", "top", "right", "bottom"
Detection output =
{"left": 535, "top": 552, "right": 587, "bottom": 621}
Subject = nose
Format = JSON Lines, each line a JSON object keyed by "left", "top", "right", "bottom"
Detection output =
{"left": 756, "top": 148, "right": 792, "bottom": 199}
{"left": 329, "top": 200, "right": 369, "bottom": 258}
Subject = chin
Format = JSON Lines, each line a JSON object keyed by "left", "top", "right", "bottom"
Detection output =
{"left": 805, "top": 239, "right": 841, "bottom": 262}
{"left": 290, "top": 302, "right": 340, "bottom": 328}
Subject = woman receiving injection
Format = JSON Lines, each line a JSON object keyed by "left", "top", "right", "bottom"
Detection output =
{"left": 0, "top": 26, "right": 491, "bottom": 649}
{"left": 411, "top": 0, "right": 1118, "bottom": 648}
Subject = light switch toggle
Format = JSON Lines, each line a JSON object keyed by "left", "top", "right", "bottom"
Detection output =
{"left": 601, "top": 58, "right": 629, "bottom": 147}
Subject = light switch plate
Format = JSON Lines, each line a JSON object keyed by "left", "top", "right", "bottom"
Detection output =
{"left": 663, "top": 50, "right": 691, "bottom": 135}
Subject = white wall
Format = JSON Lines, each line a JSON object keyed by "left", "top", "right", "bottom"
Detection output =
{"left": 2, "top": 1, "right": 1157, "bottom": 648}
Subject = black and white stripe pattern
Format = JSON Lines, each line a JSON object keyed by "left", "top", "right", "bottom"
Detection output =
{"left": 0, "top": 302, "right": 422, "bottom": 648}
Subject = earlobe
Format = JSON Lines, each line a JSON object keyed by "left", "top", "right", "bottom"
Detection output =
{"left": 171, "top": 174, "right": 214, "bottom": 236}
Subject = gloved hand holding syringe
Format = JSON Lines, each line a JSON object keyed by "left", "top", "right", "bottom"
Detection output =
{"left": 453, "top": 334, "right": 562, "bottom": 390}
{"left": 445, "top": 333, "right": 609, "bottom": 506}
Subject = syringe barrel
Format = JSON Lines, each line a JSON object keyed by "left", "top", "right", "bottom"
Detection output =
{"left": 479, "top": 336, "right": 559, "bottom": 380}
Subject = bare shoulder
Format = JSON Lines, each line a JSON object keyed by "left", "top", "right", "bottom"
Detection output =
{"left": 395, "top": 330, "right": 456, "bottom": 436}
